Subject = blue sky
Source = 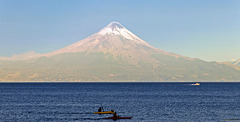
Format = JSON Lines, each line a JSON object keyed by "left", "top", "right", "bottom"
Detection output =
{"left": 0, "top": 0, "right": 239, "bottom": 61}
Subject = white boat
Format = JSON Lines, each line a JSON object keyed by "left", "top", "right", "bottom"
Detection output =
{"left": 191, "top": 83, "right": 200, "bottom": 85}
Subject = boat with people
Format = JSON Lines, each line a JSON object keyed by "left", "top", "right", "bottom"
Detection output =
{"left": 94, "top": 111, "right": 115, "bottom": 114}
{"left": 94, "top": 106, "right": 133, "bottom": 120}
{"left": 94, "top": 106, "right": 115, "bottom": 114}
{"left": 102, "top": 111, "right": 133, "bottom": 120}
{"left": 102, "top": 116, "right": 133, "bottom": 120}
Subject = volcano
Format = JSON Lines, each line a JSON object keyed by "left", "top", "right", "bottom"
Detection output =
{"left": 44, "top": 22, "right": 180, "bottom": 59}
{"left": 0, "top": 22, "right": 240, "bottom": 82}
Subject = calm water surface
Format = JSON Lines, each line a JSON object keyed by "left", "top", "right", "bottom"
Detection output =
{"left": 0, "top": 82, "right": 240, "bottom": 122}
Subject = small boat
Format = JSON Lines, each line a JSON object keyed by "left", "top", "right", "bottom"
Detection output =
{"left": 94, "top": 111, "right": 114, "bottom": 114}
{"left": 102, "top": 116, "right": 133, "bottom": 120}
{"left": 191, "top": 83, "right": 200, "bottom": 85}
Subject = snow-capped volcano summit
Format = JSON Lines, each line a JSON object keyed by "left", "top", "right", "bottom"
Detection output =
{"left": 98, "top": 22, "right": 125, "bottom": 35}
{"left": 98, "top": 22, "right": 149, "bottom": 44}
{"left": 104, "top": 22, "right": 124, "bottom": 30}
{"left": 98, "top": 22, "right": 127, "bottom": 36}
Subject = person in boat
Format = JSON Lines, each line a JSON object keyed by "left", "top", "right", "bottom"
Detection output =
{"left": 113, "top": 112, "right": 118, "bottom": 117}
{"left": 98, "top": 107, "right": 102, "bottom": 112}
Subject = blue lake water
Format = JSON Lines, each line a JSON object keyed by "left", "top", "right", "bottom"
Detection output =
{"left": 0, "top": 82, "right": 240, "bottom": 122}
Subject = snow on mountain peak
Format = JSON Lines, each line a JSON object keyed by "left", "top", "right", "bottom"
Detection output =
{"left": 107, "top": 21, "right": 124, "bottom": 30}
{"left": 98, "top": 22, "right": 141, "bottom": 41}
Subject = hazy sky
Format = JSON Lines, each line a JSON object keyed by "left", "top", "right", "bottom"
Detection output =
{"left": 0, "top": 0, "right": 239, "bottom": 62}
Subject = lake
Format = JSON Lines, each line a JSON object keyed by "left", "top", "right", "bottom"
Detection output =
{"left": 0, "top": 82, "right": 240, "bottom": 121}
